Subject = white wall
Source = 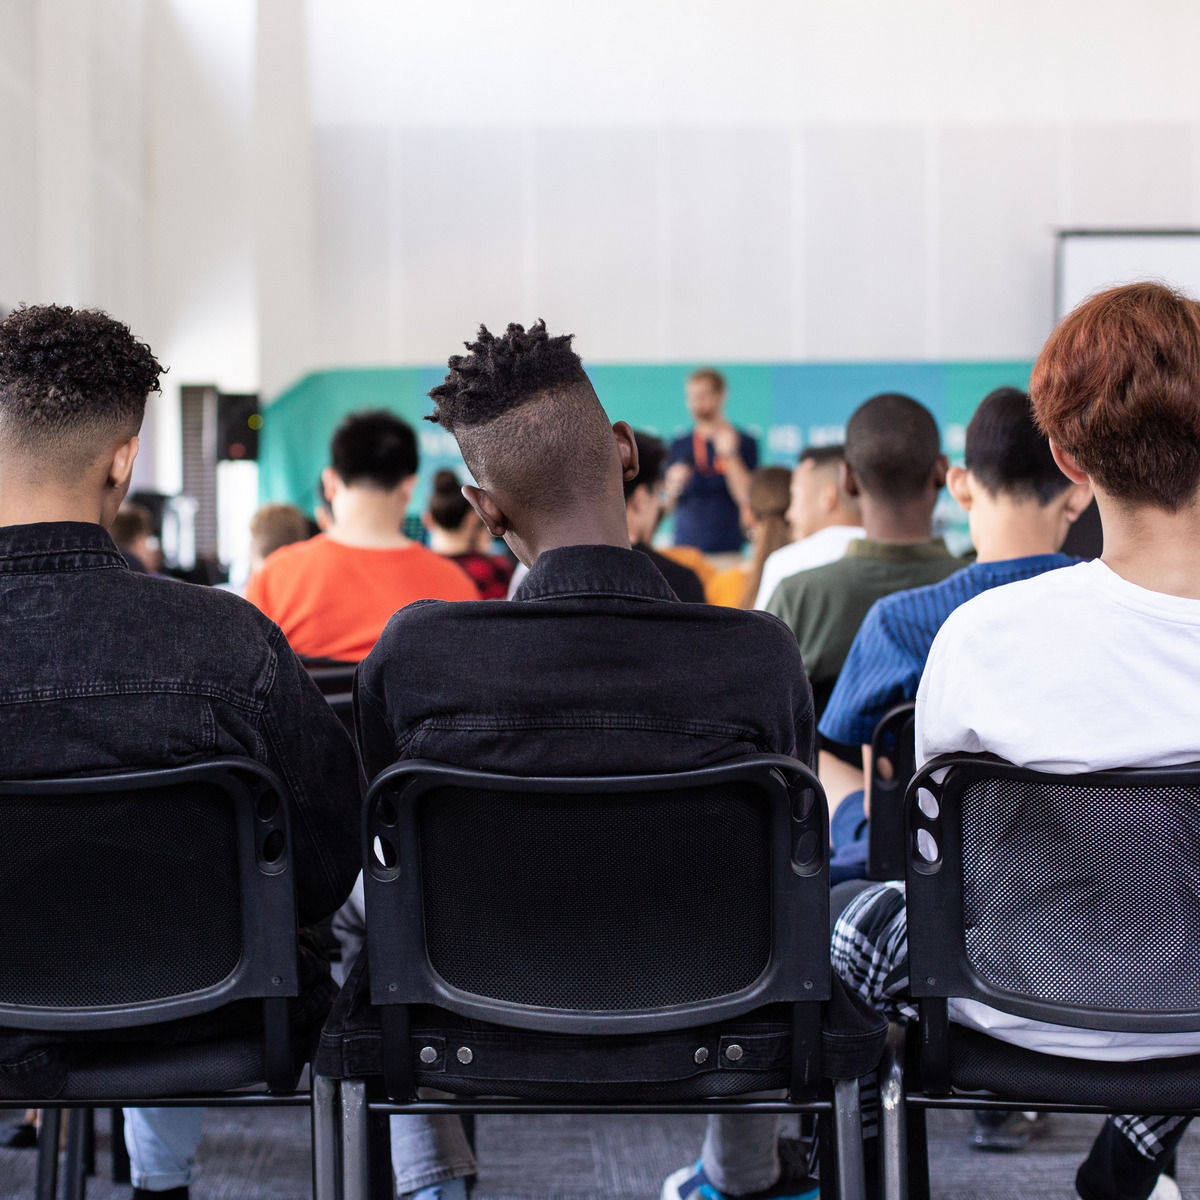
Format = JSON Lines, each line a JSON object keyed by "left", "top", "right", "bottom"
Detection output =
{"left": 304, "top": 0, "right": 1200, "bottom": 372}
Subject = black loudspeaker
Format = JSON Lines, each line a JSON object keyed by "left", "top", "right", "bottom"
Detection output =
{"left": 217, "top": 393, "right": 261, "bottom": 462}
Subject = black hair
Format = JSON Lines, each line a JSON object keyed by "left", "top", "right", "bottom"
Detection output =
{"left": 845, "top": 393, "right": 941, "bottom": 503}
{"left": 426, "top": 321, "right": 613, "bottom": 512}
{"left": 329, "top": 410, "right": 418, "bottom": 489}
{"left": 798, "top": 444, "right": 845, "bottom": 469}
{"left": 624, "top": 431, "right": 668, "bottom": 501}
{"left": 427, "top": 468, "right": 473, "bottom": 530}
{"left": 965, "top": 387, "right": 1070, "bottom": 503}
{"left": 0, "top": 305, "right": 162, "bottom": 458}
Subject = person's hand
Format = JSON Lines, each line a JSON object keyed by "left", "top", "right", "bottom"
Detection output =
{"left": 664, "top": 461, "right": 692, "bottom": 504}
{"left": 712, "top": 421, "right": 741, "bottom": 461}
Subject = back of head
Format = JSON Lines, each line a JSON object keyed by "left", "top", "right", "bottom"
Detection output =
{"left": 624, "top": 431, "right": 668, "bottom": 502}
{"left": 1031, "top": 282, "right": 1200, "bottom": 511}
{"left": 249, "top": 503, "right": 311, "bottom": 561}
{"left": 427, "top": 321, "right": 614, "bottom": 515}
{"left": 965, "top": 387, "right": 1069, "bottom": 504}
{"left": 110, "top": 502, "right": 153, "bottom": 549}
{"left": 844, "top": 393, "right": 941, "bottom": 503}
{"left": 0, "top": 305, "right": 161, "bottom": 477}
{"left": 428, "top": 469, "right": 473, "bottom": 531}
{"left": 330, "top": 410, "right": 418, "bottom": 489}
{"left": 741, "top": 466, "right": 793, "bottom": 607}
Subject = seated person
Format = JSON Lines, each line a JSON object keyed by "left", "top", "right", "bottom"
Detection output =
{"left": 422, "top": 468, "right": 513, "bottom": 599}
{"left": 707, "top": 467, "right": 792, "bottom": 608}
{"left": 110, "top": 501, "right": 161, "bottom": 573}
{"left": 765, "top": 394, "right": 960, "bottom": 803}
{"left": 821, "top": 387, "right": 1092, "bottom": 876}
{"left": 247, "top": 502, "right": 311, "bottom": 577}
{"left": 837, "top": 281, "right": 1200, "bottom": 1200}
{"left": 245, "top": 410, "right": 477, "bottom": 661}
{"left": 754, "top": 446, "right": 864, "bottom": 609}
{"left": 624, "top": 430, "right": 706, "bottom": 602}
{"left": 0, "top": 305, "right": 360, "bottom": 1200}
{"left": 356, "top": 320, "right": 817, "bottom": 1200}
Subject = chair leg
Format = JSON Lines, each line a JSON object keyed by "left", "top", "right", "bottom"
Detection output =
{"left": 312, "top": 1075, "right": 341, "bottom": 1200}
{"left": 340, "top": 1080, "right": 371, "bottom": 1200}
{"left": 37, "top": 1109, "right": 62, "bottom": 1200}
{"left": 63, "top": 1110, "right": 88, "bottom": 1200}
{"left": 879, "top": 1025, "right": 907, "bottom": 1200}
{"left": 110, "top": 1109, "right": 131, "bottom": 1184}
{"left": 83, "top": 1108, "right": 95, "bottom": 1177}
{"left": 832, "top": 1078, "right": 866, "bottom": 1200}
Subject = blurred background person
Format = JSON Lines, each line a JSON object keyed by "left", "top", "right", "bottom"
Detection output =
{"left": 755, "top": 447, "right": 864, "bottom": 609}
{"left": 624, "top": 431, "right": 706, "bottom": 602}
{"left": 248, "top": 502, "right": 311, "bottom": 576}
{"left": 664, "top": 368, "right": 758, "bottom": 557}
{"left": 110, "top": 502, "right": 162, "bottom": 574}
{"left": 424, "top": 468, "right": 513, "bottom": 599}
{"left": 706, "top": 466, "right": 793, "bottom": 608}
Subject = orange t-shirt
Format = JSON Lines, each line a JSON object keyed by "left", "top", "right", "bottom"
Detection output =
{"left": 245, "top": 535, "right": 479, "bottom": 662}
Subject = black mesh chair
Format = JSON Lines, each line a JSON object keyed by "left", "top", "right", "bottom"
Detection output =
{"left": 879, "top": 754, "right": 1200, "bottom": 1200}
{"left": 0, "top": 759, "right": 338, "bottom": 1200}
{"left": 335, "top": 755, "right": 869, "bottom": 1200}
{"left": 866, "top": 703, "right": 916, "bottom": 882}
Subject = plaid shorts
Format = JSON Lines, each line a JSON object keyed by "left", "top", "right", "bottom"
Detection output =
{"left": 832, "top": 881, "right": 1190, "bottom": 1161}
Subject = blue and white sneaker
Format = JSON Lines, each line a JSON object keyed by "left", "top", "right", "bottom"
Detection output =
{"left": 661, "top": 1161, "right": 820, "bottom": 1200}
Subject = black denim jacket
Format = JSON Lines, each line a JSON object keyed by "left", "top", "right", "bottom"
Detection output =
{"left": 357, "top": 543, "right": 816, "bottom": 781}
{"left": 0, "top": 523, "right": 361, "bottom": 1092}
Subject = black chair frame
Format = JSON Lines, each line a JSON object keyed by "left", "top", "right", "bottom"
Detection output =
{"left": 866, "top": 702, "right": 915, "bottom": 882}
{"left": 0, "top": 759, "right": 338, "bottom": 1200}
{"left": 877, "top": 754, "right": 1200, "bottom": 1200}
{"left": 338, "top": 756, "right": 867, "bottom": 1200}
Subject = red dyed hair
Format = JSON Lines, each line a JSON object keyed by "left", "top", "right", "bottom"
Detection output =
{"left": 1030, "top": 282, "right": 1200, "bottom": 510}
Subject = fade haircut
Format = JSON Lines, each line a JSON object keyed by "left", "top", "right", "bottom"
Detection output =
{"left": 427, "top": 321, "right": 614, "bottom": 512}
{"left": 330, "top": 410, "right": 418, "bottom": 489}
{"left": 965, "top": 387, "right": 1069, "bottom": 504}
{"left": 1032, "top": 282, "right": 1200, "bottom": 511}
{"left": 624, "top": 431, "right": 668, "bottom": 502}
{"left": 798, "top": 444, "right": 844, "bottom": 470}
{"left": 844, "top": 393, "right": 941, "bottom": 503}
{"left": 0, "top": 305, "right": 161, "bottom": 472}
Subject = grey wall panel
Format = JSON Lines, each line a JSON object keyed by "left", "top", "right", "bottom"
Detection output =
{"left": 1067, "top": 124, "right": 1195, "bottom": 227}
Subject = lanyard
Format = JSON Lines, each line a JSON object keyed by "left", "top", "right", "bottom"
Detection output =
{"left": 692, "top": 429, "right": 727, "bottom": 477}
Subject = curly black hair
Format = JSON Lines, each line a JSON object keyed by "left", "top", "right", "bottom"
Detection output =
{"left": 0, "top": 305, "right": 162, "bottom": 449}
{"left": 426, "top": 320, "right": 588, "bottom": 431}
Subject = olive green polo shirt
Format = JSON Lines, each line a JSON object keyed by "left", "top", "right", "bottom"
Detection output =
{"left": 765, "top": 537, "right": 963, "bottom": 716}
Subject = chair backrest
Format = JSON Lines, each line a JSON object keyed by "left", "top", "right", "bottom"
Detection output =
{"left": 867, "top": 702, "right": 916, "bottom": 881}
{"left": 302, "top": 660, "right": 357, "bottom": 698}
{"left": 362, "top": 755, "right": 830, "bottom": 1034}
{"left": 0, "top": 757, "right": 299, "bottom": 1087}
{"left": 906, "top": 754, "right": 1200, "bottom": 1035}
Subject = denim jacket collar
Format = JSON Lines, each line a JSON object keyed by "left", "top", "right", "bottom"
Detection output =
{"left": 514, "top": 543, "right": 678, "bottom": 604}
{"left": 0, "top": 521, "right": 127, "bottom": 575}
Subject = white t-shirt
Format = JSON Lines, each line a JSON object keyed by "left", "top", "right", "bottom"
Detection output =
{"left": 917, "top": 559, "right": 1200, "bottom": 1060}
{"left": 753, "top": 525, "right": 865, "bottom": 610}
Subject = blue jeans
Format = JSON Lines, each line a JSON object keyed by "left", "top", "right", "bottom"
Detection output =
{"left": 123, "top": 1107, "right": 205, "bottom": 1190}
{"left": 829, "top": 789, "right": 869, "bottom": 885}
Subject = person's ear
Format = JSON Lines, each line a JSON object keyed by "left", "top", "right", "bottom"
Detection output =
{"left": 320, "top": 466, "right": 339, "bottom": 504}
{"left": 1061, "top": 479, "right": 1094, "bottom": 523}
{"left": 107, "top": 435, "right": 138, "bottom": 493}
{"left": 946, "top": 464, "right": 973, "bottom": 510}
{"left": 932, "top": 454, "right": 949, "bottom": 490}
{"left": 420, "top": 511, "right": 434, "bottom": 532}
{"left": 819, "top": 477, "right": 838, "bottom": 514}
{"left": 613, "top": 421, "right": 639, "bottom": 483}
{"left": 462, "top": 485, "right": 511, "bottom": 539}
{"left": 840, "top": 461, "right": 861, "bottom": 498}
{"left": 1049, "top": 440, "right": 1091, "bottom": 486}
{"left": 397, "top": 475, "right": 417, "bottom": 507}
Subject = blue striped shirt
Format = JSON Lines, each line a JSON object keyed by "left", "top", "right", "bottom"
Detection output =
{"left": 818, "top": 554, "right": 1078, "bottom": 747}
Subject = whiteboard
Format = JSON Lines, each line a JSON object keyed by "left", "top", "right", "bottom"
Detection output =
{"left": 1057, "top": 232, "right": 1200, "bottom": 319}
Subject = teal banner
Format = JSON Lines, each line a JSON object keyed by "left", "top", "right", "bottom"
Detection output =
{"left": 259, "top": 361, "right": 1033, "bottom": 527}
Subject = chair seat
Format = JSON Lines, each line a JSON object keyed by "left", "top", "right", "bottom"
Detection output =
{"left": 947, "top": 1027, "right": 1200, "bottom": 1110}
{"left": 58, "top": 1035, "right": 270, "bottom": 1100}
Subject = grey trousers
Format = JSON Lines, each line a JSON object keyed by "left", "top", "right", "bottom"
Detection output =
{"left": 334, "top": 874, "right": 480, "bottom": 1193}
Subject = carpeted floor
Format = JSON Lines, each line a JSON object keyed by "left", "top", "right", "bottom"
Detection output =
{"left": 1, "top": 1107, "right": 1197, "bottom": 1200}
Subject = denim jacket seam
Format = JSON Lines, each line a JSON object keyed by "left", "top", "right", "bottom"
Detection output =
{"left": 521, "top": 588, "right": 675, "bottom": 604}
{"left": 411, "top": 713, "right": 762, "bottom": 739}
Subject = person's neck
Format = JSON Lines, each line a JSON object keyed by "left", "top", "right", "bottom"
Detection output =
{"left": 1097, "top": 491, "right": 1200, "bottom": 600}
{"left": 807, "top": 509, "right": 862, "bottom": 538}
{"left": 325, "top": 491, "right": 410, "bottom": 549}
{"left": 971, "top": 505, "right": 1062, "bottom": 564}
{"left": 524, "top": 511, "right": 632, "bottom": 561}
{"left": 0, "top": 484, "right": 104, "bottom": 527}
{"left": 858, "top": 495, "right": 935, "bottom": 543}
{"left": 427, "top": 526, "right": 475, "bottom": 555}
{"left": 692, "top": 416, "right": 723, "bottom": 438}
